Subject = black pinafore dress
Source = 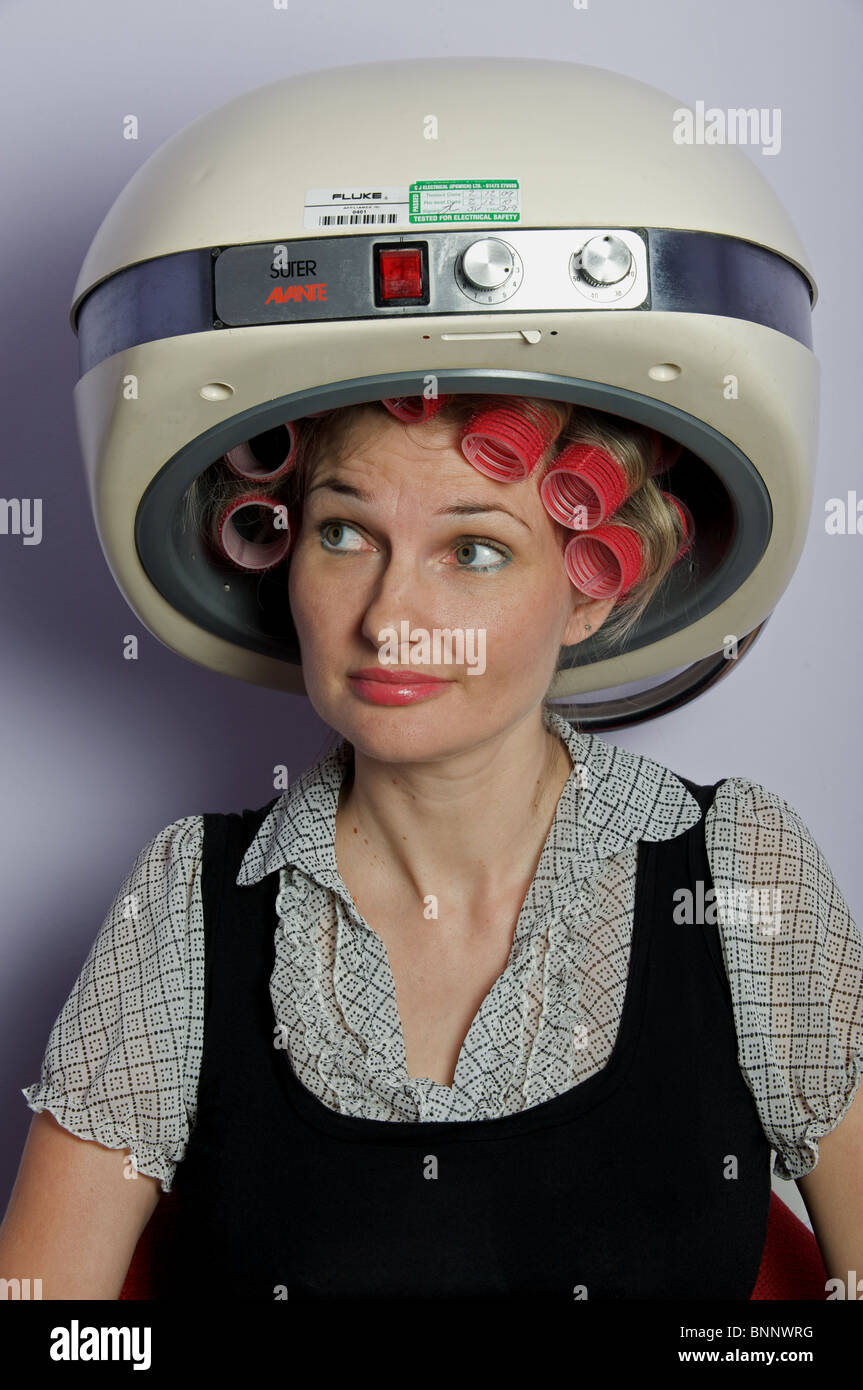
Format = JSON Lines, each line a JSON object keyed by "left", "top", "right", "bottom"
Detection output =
{"left": 164, "top": 775, "right": 773, "bottom": 1299}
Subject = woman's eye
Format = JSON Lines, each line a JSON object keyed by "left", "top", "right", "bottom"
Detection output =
{"left": 319, "top": 521, "right": 367, "bottom": 552}
{"left": 448, "top": 539, "right": 510, "bottom": 572}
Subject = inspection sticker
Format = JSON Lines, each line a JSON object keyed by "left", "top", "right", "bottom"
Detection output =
{"left": 409, "top": 180, "right": 520, "bottom": 223}
{"left": 303, "top": 187, "right": 409, "bottom": 229}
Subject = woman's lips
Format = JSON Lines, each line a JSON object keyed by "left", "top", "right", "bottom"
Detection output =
{"left": 347, "top": 668, "right": 452, "bottom": 706}
{"left": 349, "top": 667, "right": 449, "bottom": 684}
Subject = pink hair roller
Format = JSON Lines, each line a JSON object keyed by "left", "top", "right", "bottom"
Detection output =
{"left": 224, "top": 421, "right": 299, "bottom": 483}
{"left": 542, "top": 434, "right": 683, "bottom": 529}
{"left": 215, "top": 493, "right": 292, "bottom": 572}
{"left": 563, "top": 523, "right": 643, "bottom": 601}
{"left": 662, "top": 491, "right": 695, "bottom": 561}
{"left": 380, "top": 394, "right": 452, "bottom": 423}
{"left": 540, "top": 442, "right": 633, "bottom": 530}
{"left": 460, "top": 398, "right": 568, "bottom": 481}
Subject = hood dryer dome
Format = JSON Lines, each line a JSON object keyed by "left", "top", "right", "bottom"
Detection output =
{"left": 71, "top": 57, "right": 818, "bottom": 730}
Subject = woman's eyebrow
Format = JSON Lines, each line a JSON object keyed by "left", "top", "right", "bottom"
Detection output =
{"left": 306, "top": 478, "right": 531, "bottom": 530}
{"left": 434, "top": 500, "right": 531, "bottom": 530}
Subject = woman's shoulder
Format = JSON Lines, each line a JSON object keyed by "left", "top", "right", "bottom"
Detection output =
{"left": 703, "top": 774, "right": 857, "bottom": 923}
{"left": 131, "top": 811, "right": 206, "bottom": 876}
{"left": 707, "top": 773, "right": 818, "bottom": 831}
{"left": 702, "top": 772, "right": 858, "bottom": 951}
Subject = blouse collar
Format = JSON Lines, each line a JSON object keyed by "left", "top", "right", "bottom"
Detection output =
{"left": 236, "top": 709, "right": 703, "bottom": 908}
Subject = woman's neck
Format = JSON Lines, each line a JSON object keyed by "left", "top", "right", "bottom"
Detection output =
{"left": 335, "top": 712, "right": 573, "bottom": 915}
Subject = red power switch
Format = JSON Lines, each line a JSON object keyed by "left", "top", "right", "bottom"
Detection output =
{"left": 377, "top": 246, "right": 425, "bottom": 300}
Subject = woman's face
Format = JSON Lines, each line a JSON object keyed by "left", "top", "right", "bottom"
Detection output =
{"left": 288, "top": 408, "right": 614, "bottom": 763}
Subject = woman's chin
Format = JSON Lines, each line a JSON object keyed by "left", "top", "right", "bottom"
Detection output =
{"left": 324, "top": 693, "right": 485, "bottom": 763}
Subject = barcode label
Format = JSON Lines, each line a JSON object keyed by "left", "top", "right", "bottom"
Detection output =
{"left": 316, "top": 211, "right": 403, "bottom": 226}
{"left": 304, "top": 187, "right": 409, "bottom": 230}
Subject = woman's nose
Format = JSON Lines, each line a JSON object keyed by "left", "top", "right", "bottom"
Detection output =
{"left": 358, "top": 549, "right": 430, "bottom": 651}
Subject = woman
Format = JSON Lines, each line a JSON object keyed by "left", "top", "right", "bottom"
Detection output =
{"left": 2, "top": 393, "right": 861, "bottom": 1299}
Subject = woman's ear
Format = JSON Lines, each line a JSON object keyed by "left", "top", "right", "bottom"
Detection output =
{"left": 561, "top": 592, "right": 617, "bottom": 647}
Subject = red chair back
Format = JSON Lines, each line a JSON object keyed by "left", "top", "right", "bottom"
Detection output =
{"left": 750, "top": 1190, "right": 828, "bottom": 1299}
{"left": 119, "top": 1187, "right": 182, "bottom": 1300}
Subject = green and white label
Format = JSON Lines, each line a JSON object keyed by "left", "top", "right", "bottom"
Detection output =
{"left": 409, "top": 179, "right": 520, "bottom": 223}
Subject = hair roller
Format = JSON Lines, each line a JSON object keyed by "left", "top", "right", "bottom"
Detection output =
{"left": 215, "top": 492, "right": 292, "bottom": 572}
{"left": 224, "top": 421, "right": 300, "bottom": 483}
{"left": 380, "top": 394, "right": 452, "bottom": 423}
{"left": 540, "top": 441, "right": 633, "bottom": 529}
{"left": 460, "top": 397, "right": 569, "bottom": 481}
{"left": 563, "top": 522, "right": 643, "bottom": 601}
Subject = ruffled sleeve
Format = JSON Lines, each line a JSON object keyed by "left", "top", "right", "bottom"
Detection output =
{"left": 704, "top": 777, "right": 863, "bottom": 1181}
{"left": 20, "top": 816, "right": 205, "bottom": 1194}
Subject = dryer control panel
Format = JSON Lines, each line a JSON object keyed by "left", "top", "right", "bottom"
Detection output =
{"left": 212, "top": 227, "right": 650, "bottom": 327}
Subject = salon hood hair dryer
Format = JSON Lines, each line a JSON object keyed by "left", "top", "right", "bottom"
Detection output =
{"left": 70, "top": 57, "right": 819, "bottom": 729}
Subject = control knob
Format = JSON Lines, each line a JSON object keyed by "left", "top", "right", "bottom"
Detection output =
{"left": 577, "top": 234, "right": 633, "bottom": 286}
{"left": 459, "top": 238, "right": 515, "bottom": 290}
